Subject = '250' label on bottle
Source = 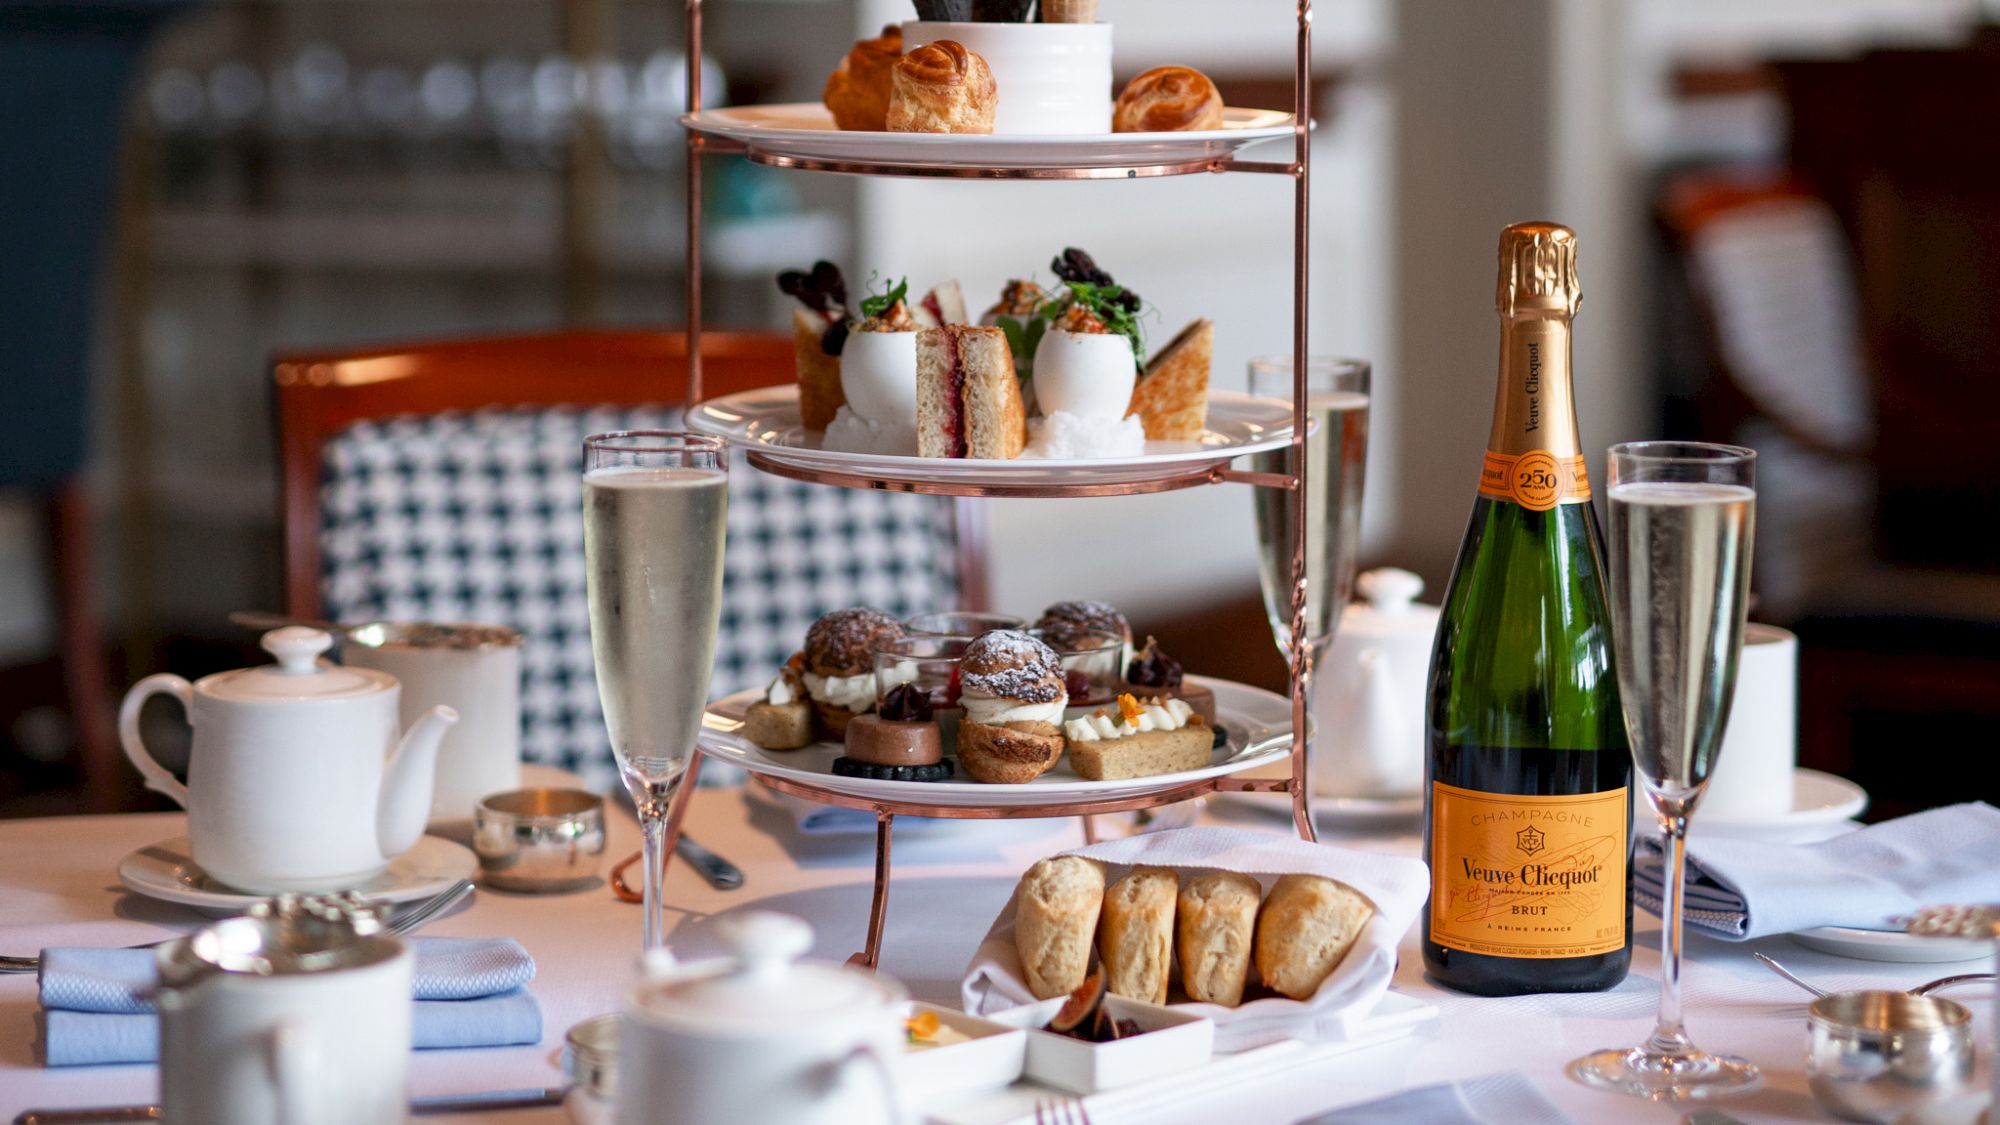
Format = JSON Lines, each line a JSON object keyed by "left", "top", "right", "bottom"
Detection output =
{"left": 1430, "top": 781, "right": 1628, "bottom": 958}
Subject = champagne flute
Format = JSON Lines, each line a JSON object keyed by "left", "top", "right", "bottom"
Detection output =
{"left": 1570, "top": 441, "right": 1758, "bottom": 1100}
{"left": 582, "top": 432, "right": 728, "bottom": 952}
{"left": 1248, "top": 357, "right": 1371, "bottom": 799}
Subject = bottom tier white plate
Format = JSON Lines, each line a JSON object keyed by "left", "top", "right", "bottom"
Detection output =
{"left": 117, "top": 834, "right": 478, "bottom": 913}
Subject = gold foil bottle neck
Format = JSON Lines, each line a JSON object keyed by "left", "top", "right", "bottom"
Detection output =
{"left": 1496, "top": 221, "right": 1581, "bottom": 318}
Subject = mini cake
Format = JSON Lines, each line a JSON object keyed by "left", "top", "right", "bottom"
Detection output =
{"left": 743, "top": 656, "right": 814, "bottom": 751}
{"left": 777, "top": 262, "right": 851, "bottom": 431}
{"left": 835, "top": 684, "right": 952, "bottom": 782}
{"left": 801, "top": 607, "right": 905, "bottom": 737}
{"left": 1064, "top": 693, "right": 1210, "bottom": 781}
{"left": 956, "top": 630, "right": 1067, "bottom": 784}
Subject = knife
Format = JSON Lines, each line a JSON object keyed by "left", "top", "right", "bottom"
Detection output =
{"left": 13, "top": 1087, "right": 567, "bottom": 1124}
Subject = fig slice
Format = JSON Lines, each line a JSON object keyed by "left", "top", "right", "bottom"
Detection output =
{"left": 1048, "top": 969, "right": 1107, "bottom": 1035}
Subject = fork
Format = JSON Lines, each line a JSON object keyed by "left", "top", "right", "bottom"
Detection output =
{"left": 1034, "top": 1097, "right": 1093, "bottom": 1125}
{"left": 0, "top": 879, "right": 475, "bottom": 975}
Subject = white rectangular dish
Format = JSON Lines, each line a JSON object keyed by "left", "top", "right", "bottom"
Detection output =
{"left": 897, "top": 1003, "right": 1028, "bottom": 1101}
{"left": 988, "top": 995, "right": 1214, "bottom": 1096}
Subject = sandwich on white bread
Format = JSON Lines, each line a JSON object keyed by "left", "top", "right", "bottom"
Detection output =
{"left": 916, "top": 325, "right": 1028, "bottom": 460}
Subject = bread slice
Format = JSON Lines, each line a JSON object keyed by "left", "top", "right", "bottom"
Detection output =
{"left": 1015, "top": 856, "right": 1106, "bottom": 1000}
{"left": 1100, "top": 866, "right": 1177, "bottom": 1004}
{"left": 916, "top": 326, "right": 1027, "bottom": 460}
{"left": 914, "top": 279, "right": 969, "bottom": 327}
{"left": 1177, "top": 870, "right": 1261, "bottom": 1006}
{"left": 1067, "top": 722, "right": 1212, "bottom": 781}
{"left": 792, "top": 308, "right": 845, "bottom": 431}
{"left": 1129, "top": 318, "right": 1212, "bottom": 441}
{"left": 1254, "top": 874, "right": 1375, "bottom": 1000}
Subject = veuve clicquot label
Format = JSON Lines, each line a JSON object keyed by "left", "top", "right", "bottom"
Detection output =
{"left": 1429, "top": 779, "right": 1628, "bottom": 958}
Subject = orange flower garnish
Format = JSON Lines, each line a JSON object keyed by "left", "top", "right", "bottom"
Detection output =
{"left": 905, "top": 1010, "right": 941, "bottom": 1042}
{"left": 1117, "top": 693, "right": 1144, "bottom": 727}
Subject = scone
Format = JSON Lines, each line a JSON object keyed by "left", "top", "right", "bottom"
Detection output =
{"left": 1177, "top": 870, "right": 1261, "bottom": 1006}
{"left": 1129, "top": 319, "right": 1212, "bottom": 441}
{"left": 1113, "top": 65, "right": 1225, "bottom": 133}
{"left": 1015, "top": 856, "right": 1106, "bottom": 1000}
{"left": 1099, "top": 866, "right": 1177, "bottom": 1004}
{"left": 956, "top": 630, "right": 1067, "bottom": 784}
{"left": 822, "top": 25, "right": 902, "bottom": 131}
{"left": 1064, "top": 694, "right": 1211, "bottom": 781}
{"left": 800, "top": 607, "right": 904, "bottom": 737}
{"left": 887, "top": 40, "right": 998, "bottom": 135}
{"left": 1254, "top": 874, "right": 1376, "bottom": 1000}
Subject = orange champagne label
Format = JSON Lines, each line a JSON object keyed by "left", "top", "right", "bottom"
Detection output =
{"left": 1430, "top": 780, "right": 1628, "bottom": 959}
{"left": 1478, "top": 451, "right": 1592, "bottom": 510}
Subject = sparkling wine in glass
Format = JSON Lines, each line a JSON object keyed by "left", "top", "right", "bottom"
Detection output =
{"left": 583, "top": 432, "right": 727, "bottom": 952}
{"left": 1570, "top": 441, "right": 1758, "bottom": 1101}
{"left": 1248, "top": 357, "right": 1370, "bottom": 786}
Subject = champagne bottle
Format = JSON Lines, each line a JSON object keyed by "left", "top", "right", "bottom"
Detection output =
{"left": 1420, "top": 222, "right": 1632, "bottom": 996}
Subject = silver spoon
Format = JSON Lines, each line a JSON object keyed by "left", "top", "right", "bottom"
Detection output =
{"left": 0, "top": 879, "right": 474, "bottom": 974}
{"left": 1753, "top": 951, "right": 1994, "bottom": 998}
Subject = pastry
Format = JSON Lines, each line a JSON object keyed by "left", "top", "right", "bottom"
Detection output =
{"left": 887, "top": 41, "right": 998, "bottom": 135}
{"left": 778, "top": 262, "right": 851, "bottom": 431}
{"left": 956, "top": 630, "right": 1066, "bottom": 784}
{"left": 1130, "top": 319, "right": 1213, "bottom": 441}
{"left": 1099, "top": 866, "right": 1177, "bottom": 1004}
{"left": 1034, "top": 600, "right": 1131, "bottom": 651}
{"left": 1177, "top": 870, "right": 1261, "bottom": 1007}
{"left": 822, "top": 25, "right": 902, "bottom": 131}
{"left": 1039, "top": 0, "right": 1097, "bottom": 22}
{"left": 801, "top": 607, "right": 904, "bottom": 736}
{"left": 915, "top": 326, "right": 1028, "bottom": 460}
{"left": 1254, "top": 874, "right": 1375, "bottom": 1000}
{"left": 1014, "top": 855, "right": 1105, "bottom": 1000}
{"left": 837, "top": 684, "right": 950, "bottom": 781}
{"left": 744, "top": 657, "right": 814, "bottom": 750}
{"left": 1064, "top": 693, "right": 1211, "bottom": 781}
{"left": 1124, "top": 636, "right": 1217, "bottom": 726}
{"left": 1113, "top": 66, "right": 1225, "bottom": 133}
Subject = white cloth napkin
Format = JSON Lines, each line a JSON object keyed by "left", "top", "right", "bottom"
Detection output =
{"left": 1633, "top": 801, "right": 2000, "bottom": 939}
{"left": 960, "top": 827, "right": 1429, "bottom": 1052}
{"left": 1293, "top": 1071, "right": 1573, "bottom": 1125}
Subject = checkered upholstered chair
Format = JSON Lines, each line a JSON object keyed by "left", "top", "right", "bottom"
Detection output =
{"left": 276, "top": 330, "right": 974, "bottom": 793}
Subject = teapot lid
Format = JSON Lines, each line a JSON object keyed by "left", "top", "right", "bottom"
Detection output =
{"left": 1341, "top": 568, "right": 1440, "bottom": 635}
{"left": 203, "top": 628, "right": 393, "bottom": 703}
{"left": 157, "top": 894, "right": 404, "bottom": 995}
{"left": 628, "top": 912, "right": 904, "bottom": 1039}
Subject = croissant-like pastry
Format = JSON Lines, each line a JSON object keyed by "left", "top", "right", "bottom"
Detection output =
{"left": 822, "top": 25, "right": 903, "bottom": 131}
{"left": 886, "top": 41, "right": 998, "bottom": 135}
{"left": 1113, "top": 66, "right": 1225, "bottom": 133}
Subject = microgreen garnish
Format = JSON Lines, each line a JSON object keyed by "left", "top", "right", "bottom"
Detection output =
{"left": 1039, "top": 248, "right": 1149, "bottom": 359}
{"left": 860, "top": 277, "right": 910, "bottom": 322}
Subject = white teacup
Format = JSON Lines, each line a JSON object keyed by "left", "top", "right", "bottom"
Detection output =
{"left": 1700, "top": 623, "right": 1799, "bottom": 822}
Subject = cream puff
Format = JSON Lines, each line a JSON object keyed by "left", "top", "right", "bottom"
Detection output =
{"left": 956, "top": 630, "right": 1067, "bottom": 784}
{"left": 1033, "top": 600, "right": 1132, "bottom": 652}
{"left": 823, "top": 25, "right": 902, "bottom": 131}
{"left": 1113, "top": 66, "right": 1225, "bottom": 133}
{"left": 886, "top": 41, "right": 998, "bottom": 135}
{"left": 801, "top": 607, "right": 905, "bottom": 736}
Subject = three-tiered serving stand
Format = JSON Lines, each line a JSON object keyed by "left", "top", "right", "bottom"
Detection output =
{"left": 652, "top": 0, "right": 1325, "bottom": 969}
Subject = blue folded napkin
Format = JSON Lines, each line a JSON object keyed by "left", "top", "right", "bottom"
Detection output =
{"left": 1295, "top": 1071, "right": 1573, "bottom": 1125}
{"left": 38, "top": 937, "right": 541, "bottom": 1067}
{"left": 1634, "top": 802, "right": 2000, "bottom": 940}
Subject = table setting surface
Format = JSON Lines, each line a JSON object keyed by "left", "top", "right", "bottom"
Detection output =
{"left": 0, "top": 789, "right": 1988, "bottom": 1124}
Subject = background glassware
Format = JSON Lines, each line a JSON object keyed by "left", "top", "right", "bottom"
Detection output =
{"left": 1025, "top": 628, "right": 1126, "bottom": 707}
{"left": 903, "top": 611, "right": 1024, "bottom": 637}
{"left": 1247, "top": 357, "right": 1371, "bottom": 789}
{"left": 582, "top": 432, "right": 727, "bottom": 952}
{"left": 1570, "top": 440, "right": 1758, "bottom": 1100}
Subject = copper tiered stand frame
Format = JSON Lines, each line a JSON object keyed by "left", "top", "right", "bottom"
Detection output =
{"left": 650, "top": 0, "right": 1324, "bottom": 969}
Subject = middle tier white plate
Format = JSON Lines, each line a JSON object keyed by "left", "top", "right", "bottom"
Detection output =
{"left": 696, "top": 675, "right": 1295, "bottom": 808}
{"left": 688, "top": 386, "right": 1298, "bottom": 488}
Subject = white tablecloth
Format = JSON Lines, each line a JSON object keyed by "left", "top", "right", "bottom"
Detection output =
{"left": 0, "top": 787, "right": 1989, "bottom": 1123}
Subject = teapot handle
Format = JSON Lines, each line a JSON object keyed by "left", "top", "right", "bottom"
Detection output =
{"left": 842, "top": 1041, "right": 910, "bottom": 1125}
{"left": 263, "top": 1018, "right": 319, "bottom": 1125}
{"left": 119, "top": 674, "right": 192, "bottom": 807}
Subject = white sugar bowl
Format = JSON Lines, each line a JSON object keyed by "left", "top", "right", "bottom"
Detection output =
{"left": 617, "top": 912, "right": 909, "bottom": 1125}
{"left": 901, "top": 21, "right": 1112, "bottom": 135}
{"left": 1313, "top": 568, "right": 1439, "bottom": 801}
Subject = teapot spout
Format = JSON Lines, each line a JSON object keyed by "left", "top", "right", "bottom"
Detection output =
{"left": 377, "top": 705, "right": 459, "bottom": 861}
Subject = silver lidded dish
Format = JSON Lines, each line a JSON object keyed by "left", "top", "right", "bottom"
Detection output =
{"left": 473, "top": 788, "right": 606, "bottom": 893}
{"left": 1806, "top": 990, "right": 1973, "bottom": 1124}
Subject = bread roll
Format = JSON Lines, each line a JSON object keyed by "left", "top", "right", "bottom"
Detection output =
{"left": 1014, "top": 856, "right": 1106, "bottom": 999}
{"left": 1176, "top": 870, "right": 1260, "bottom": 1006}
{"left": 1098, "top": 867, "right": 1176, "bottom": 1004}
{"left": 1253, "top": 874, "right": 1375, "bottom": 1000}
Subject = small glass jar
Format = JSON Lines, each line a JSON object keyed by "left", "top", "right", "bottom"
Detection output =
{"left": 902, "top": 611, "right": 1026, "bottom": 638}
{"left": 1028, "top": 628, "right": 1126, "bottom": 708}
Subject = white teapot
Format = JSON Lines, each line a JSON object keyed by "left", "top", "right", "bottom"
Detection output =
{"left": 618, "top": 912, "right": 907, "bottom": 1125}
{"left": 119, "top": 627, "right": 458, "bottom": 893}
{"left": 1312, "top": 568, "right": 1438, "bottom": 801}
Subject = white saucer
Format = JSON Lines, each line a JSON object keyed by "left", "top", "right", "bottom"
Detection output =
{"left": 1790, "top": 924, "right": 1994, "bottom": 964}
{"left": 117, "top": 835, "right": 478, "bottom": 913}
{"left": 1696, "top": 768, "right": 1868, "bottom": 833}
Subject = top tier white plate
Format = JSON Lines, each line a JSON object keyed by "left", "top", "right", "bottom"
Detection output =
{"left": 688, "top": 385, "right": 1298, "bottom": 494}
{"left": 683, "top": 104, "right": 1296, "bottom": 177}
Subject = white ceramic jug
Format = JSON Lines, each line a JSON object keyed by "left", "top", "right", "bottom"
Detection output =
{"left": 1313, "top": 568, "right": 1439, "bottom": 801}
{"left": 617, "top": 912, "right": 908, "bottom": 1125}
{"left": 119, "top": 627, "right": 458, "bottom": 893}
{"left": 157, "top": 896, "right": 413, "bottom": 1125}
